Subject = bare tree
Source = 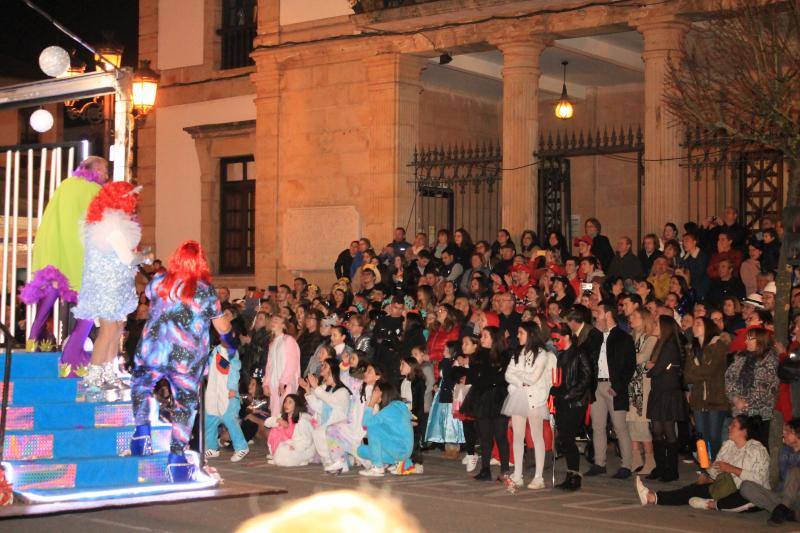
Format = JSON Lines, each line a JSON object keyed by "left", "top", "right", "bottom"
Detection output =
{"left": 667, "top": 0, "right": 800, "bottom": 340}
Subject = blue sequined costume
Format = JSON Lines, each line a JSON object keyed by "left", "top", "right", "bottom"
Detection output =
{"left": 131, "top": 274, "right": 222, "bottom": 454}
{"left": 73, "top": 209, "right": 140, "bottom": 322}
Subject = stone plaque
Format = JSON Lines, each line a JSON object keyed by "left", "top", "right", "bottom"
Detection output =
{"left": 282, "top": 206, "right": 361, "bottom": 271}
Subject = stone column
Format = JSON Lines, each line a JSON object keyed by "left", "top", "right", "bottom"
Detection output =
{"left": 366, "top": 54, "right": 426, "bottom": 239}
{"left": 636, "top": 16, "right": 689, "bottom": 234}
{"left": 251, "top": 55, "right": 281, "bottom": 285}
{"left": 496, "top": 38, "right": 546, "bottom": 238}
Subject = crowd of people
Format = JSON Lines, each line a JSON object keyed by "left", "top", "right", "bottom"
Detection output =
{"left": 19, "top": 160, "right": 800, "bottom": 522}
{"left": 159, "top": 212, "right": 800, "bottom": 526}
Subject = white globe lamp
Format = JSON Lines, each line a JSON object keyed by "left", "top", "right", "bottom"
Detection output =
{"left": 38, "top": 46, "right": 71, "bottom": 78}
{"left": 29, "top": 109, "right": 54, "bottom": 133}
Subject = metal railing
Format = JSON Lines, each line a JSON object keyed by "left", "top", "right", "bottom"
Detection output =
{"left": 219, "top": 24, "right": 256, "bottom": 70}
{"left": 0, "top": 142, "right": 89, "bottom": 345}
{"left": 0, "top": 322, "right": 14, "bottom": 465}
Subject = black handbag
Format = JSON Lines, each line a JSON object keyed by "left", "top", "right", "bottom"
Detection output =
{"left": 778, "top": 357, "right": 800, "bottom": 384}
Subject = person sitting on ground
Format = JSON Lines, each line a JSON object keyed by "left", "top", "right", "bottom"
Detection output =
{"left": 357, "top": 380, "right": 414, "bottom": 477}
{"left": 302, "top": 359, "right": 353, "bottom": 474}
{"left": 740, "top": 417, "right": 800, "bottom": 526}
{"left": 635, "top": 414, "right": 771, "bottom": 511}
{"left": 265, "top": 393, "right": 315, "bottom": 467}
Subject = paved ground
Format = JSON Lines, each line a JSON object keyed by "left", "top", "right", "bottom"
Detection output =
{"left": 3, "top": 441, "right": 786, "bottom": 532}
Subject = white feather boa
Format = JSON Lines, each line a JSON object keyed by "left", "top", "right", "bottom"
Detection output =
{"left": 82, "top": 209, "right": 142, "bottom": 264}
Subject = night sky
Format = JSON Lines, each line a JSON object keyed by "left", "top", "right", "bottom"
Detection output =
{"left": 1, "top": 0, "right": 138, "bottom": 80}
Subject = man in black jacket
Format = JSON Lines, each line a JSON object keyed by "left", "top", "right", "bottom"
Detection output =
{"left": 607, "top": 236, "right": 644, "bottom": 281}
{"left": 566, "top": 304, "right": 603, "bottom": 364}
{"left": 585, "top": 302, "right": 636, "bottom": 479}
{"left": 371, "top": 296, "right": 405, "bottom": 387}
{"left": 334, "top": 240, "right": 358, "bottom": 280}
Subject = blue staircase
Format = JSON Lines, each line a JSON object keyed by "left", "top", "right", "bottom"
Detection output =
{"left": 1, "top": 352, "right": 217, "bottom": 503}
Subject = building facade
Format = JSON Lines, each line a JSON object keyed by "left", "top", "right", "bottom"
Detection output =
{"left": 137, "top": 0, "right": 786, "bottom": 289}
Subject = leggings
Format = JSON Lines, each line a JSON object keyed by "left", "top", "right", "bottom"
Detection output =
{"left": 463, "top": 420, "right": 478, "bottom": 455}
{"left": 511, "top": 405, "right": 548, "bottom": 481}
{"left": 477, "top": 415, "right": 509, "bottom": 472}
{"left": 555, "top": 402, "right": 583, "bottom": 472}
{"left": 412, "top": 414, "right": 427, "bottom": 465}
{"left": 651, "top": 420, "right": 677, "bottom": 443}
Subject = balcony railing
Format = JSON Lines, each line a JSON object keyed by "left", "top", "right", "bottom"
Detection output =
{"left": 219, "top": 24, "right": 256, "bottom": 70}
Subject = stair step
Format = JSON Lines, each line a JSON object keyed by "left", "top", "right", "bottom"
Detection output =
{"left": 7, "top": 454, "right": 177, "bottom": 490}
{"left": 1, "top": 377, "right": 78, "bottom": 404}
{"left": 17, "top": 477, "right": 217, "bottom": 503}
{"left": 4, "top": 426, "right": 172, "bottom": 461}
{"left": 6, "top": 401, "right": 142, "bottom": 431}
{"left": 0, "top": 351, "right": 61, "bottom": 379}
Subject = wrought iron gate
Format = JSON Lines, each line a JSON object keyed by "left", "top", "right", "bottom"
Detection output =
{"left": 536, "top": 125, "right": 644, "bottom": 244}
{"left": 409, "top": 143, "right": 502, "bottom": 242}
{"left": 685, "top": 129, "right": 784, "bottom": 229}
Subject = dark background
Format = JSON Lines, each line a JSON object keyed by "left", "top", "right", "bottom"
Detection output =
{"left": 1, "top": 0, "right": 138, "bottom": 80}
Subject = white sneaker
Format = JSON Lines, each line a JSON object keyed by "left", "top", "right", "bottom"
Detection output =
{"left": 635, "top": 476, "right": 650, "bottom": 506}
{"left": 466, "top": 454, "right": 479, "bottom": 472}
{"left": 205, "top": 449, "right": 220, "bottom": 459}
{"left": 510, "top": 475, "right": 523, "bottom": 487}
{"left": 101, "top": 362, "right": 126, "bottom": 390}
{"left": 689, "top": 497, "right": 713, "bottom": 510}
{"left": 527, "top": 477, "right": 545, "bottom": 490}
{"left": 358, "top": 466, "right": 385, "bottom": 477}
{"left": 267, "top": 458, "right": 276, "bottom": 465}
{"left": 412, "top": 464, "right": 424, "bottom": 474}
{"left": 231, "top": 449, "right": 249, "bottom": 462}
{"left": 461, "top": 454, "right": 469, "bottom": 465}
{"left": 324, "top": 459, "right": 346, "bottom": 473}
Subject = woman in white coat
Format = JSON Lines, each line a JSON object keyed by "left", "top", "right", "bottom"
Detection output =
{"left": 301, "top": 359, "right": 353, "bottom": 474}
{"left": 502, "top": 322, "right": 557, "bottom": 489}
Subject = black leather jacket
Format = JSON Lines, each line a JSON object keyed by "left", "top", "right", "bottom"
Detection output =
{"left": 551, "top": 345, "right": 595, "bottom": 407}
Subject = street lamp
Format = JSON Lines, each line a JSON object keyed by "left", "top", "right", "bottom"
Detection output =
{"left": 94, "top": 39, "right": 123, "bottom": 72}
{"left": 554, "top": 61, "right": 574, "bottom": 120}
{"left": 131, "top": 60, "right": 160, "bottom": 120}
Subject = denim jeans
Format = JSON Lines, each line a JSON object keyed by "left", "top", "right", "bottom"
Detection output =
{"left": 693, "top": 409, "right": 726, "bottom": 458}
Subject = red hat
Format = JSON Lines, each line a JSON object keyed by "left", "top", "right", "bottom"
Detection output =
{"left": 573, "top": 235, "right": 592, "bottom": 247}
{"left": 484, "top": 311, "right": 500, "bottom": 328}
{"left": 511, "top": 263, "right": 532, "bottom": 276}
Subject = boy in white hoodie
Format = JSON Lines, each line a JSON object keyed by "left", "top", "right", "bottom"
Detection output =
{"left": 205, "top": 345, "right": 250, "bottom": 462}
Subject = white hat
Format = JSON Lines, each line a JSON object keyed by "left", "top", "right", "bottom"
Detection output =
{"left": 763, "top": 281, "right": 776, "bottom": 294}
{"left": 742, "top": 293, "right": 765, "bottom": 309}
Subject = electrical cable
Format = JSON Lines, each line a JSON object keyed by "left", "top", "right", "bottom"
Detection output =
{"left": 21, "top": 0, "right": 125, "bottom": 75}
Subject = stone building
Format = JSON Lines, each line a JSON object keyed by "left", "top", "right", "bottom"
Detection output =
{"left": 136, "top": 0, "right": 786, "bottom": 289}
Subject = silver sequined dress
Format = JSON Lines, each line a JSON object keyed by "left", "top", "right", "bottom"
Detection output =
{"left": 73, "top": 209, "right": 140, "bottom": 321}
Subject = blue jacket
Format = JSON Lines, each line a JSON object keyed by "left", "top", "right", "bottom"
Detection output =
{"left": 679, "top": 250, "right": 710, "bottom": 299}
{"left": 362, "top": 400, "right": 413, "bottom": 462}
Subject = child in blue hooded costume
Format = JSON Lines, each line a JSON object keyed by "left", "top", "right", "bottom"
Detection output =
{"left": 358, "top": 380, "right": 414, "bottom": 477}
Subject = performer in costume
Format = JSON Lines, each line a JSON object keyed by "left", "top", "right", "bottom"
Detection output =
{"left": 21, "top": 156, "right": 107, "bottom": 373}
{"left": 72, "top": 181, "right": 144, "bottom": 389}
{"left": 204, "top": 344, "right": 249, "bottom": 462}
{"left": 129, "top": 241, "right": 234, "bottom": 482}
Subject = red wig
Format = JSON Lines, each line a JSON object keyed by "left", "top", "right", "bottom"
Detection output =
{"left": 157, "top": 240, "right": 212, "bottom": 303}
{"left": 85, "top": 181, "right": 139, "bottom": 223}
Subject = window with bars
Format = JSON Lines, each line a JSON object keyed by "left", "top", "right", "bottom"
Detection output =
{"left": 220, "top": 156, "right": 256, "bottom": 274}
{"left": 219, "top": 0, "right": 257, "bottom": 70}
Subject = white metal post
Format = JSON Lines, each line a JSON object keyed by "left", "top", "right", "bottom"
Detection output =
{"left": 1, "top": 151, "right": 12, "bottom": 343}
{"left": 10, "top": 151, "right": 21, "bottom": 339}
{"left": 25, "top": 149, "right": 33, "bottom": 339}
